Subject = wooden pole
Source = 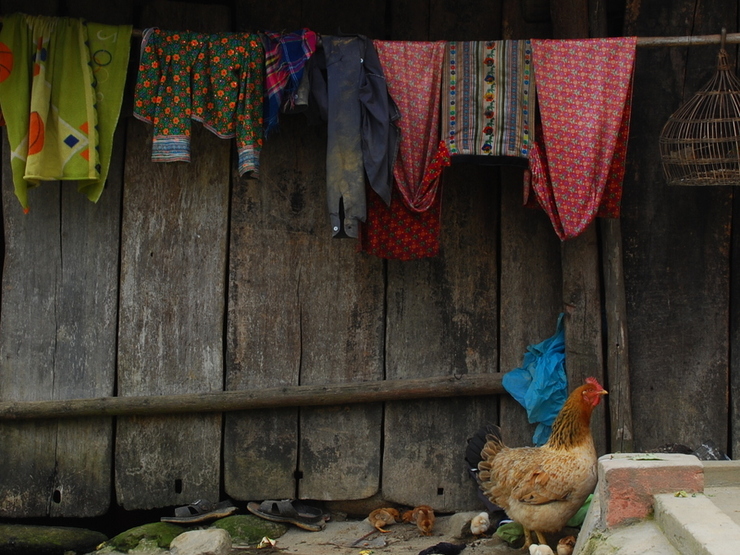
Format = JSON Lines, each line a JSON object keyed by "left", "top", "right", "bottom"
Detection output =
{"left": 637, "top": 32, "right": 740, "bottom": 47}
{"left": 0, "top": 373, "right": 504, "bottom": 420}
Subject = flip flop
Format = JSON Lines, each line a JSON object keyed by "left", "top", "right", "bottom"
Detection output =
{"left": 160, "top": 499, "right": 238, "bottom": 524}
{"left": 247, "top": 499, "right": 326, "bottom": 531}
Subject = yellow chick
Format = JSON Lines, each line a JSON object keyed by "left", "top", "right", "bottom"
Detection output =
{"left": 470, "top": 511, "right": 490, "bottom": 536}
{"left": 368, "top": 507, "right": 400, "bottom": 533}
{"left": 529, "top": 544, "right": 555, "bottom": 555}
{"left": 557, "top": 535, "right": 576, "bottom": 555}
{"left": 402, "top": 505, "right": 435, "bottom": 536}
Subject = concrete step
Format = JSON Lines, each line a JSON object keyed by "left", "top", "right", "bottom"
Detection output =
{"left": 574, "top": 456, "right": 740, "bottom": 555}
{"left": 654, "top": 491, "right": 740, "bottom": 555}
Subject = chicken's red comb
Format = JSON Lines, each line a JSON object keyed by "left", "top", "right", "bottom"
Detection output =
{"left": 585, "top": 376, "right": 605, "bottom": 390}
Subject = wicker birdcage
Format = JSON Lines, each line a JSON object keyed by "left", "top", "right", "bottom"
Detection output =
{"left": 659, "top": 31, "right": 740, "bottom": 186}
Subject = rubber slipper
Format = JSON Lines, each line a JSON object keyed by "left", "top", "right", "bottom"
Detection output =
{"left": 160, "top": 499, "right": 237, "bottom": 524}
{"left": 247, "top": 499, "right": 326, "bottom": 531}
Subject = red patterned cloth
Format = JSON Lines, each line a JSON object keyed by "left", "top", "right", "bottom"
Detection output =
{"left": 361, "top": 186, "right": 443, "bottom": 260}
{"left": 527, "top": 37, "right": 636, "bottom": 240}
{"left": 360, "top": 41, "right": 450, "bottom": 260}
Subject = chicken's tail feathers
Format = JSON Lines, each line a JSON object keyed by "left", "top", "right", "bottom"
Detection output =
{"left": 465, "top": 423, "right": 501, "bottom": 469}
{"left": 465, "top": 424, "right": 506, "bottom": 514}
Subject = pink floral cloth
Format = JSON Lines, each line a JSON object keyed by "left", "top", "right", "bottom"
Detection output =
{"left": 374, "top": 40, "right": 449, "bottom": 213}
{"left": 360, "top": 41, "right": 450, "bottom": 260}
{"left": 528, "top": 37, "right": 637, "bottom": 240}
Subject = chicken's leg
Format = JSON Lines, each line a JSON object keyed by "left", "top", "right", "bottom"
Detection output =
{"left": 522, "top": 527, "right": 534, "bottom": 548}
{"left": 535, "top": 530, "right": 548, "bottom": 546}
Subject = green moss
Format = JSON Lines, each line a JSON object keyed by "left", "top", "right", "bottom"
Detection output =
{"left": 105, "top": 522, "right": 185, "bottom": 552}
{"left": 211, "top": 515, "right": 288, "bottom": 545}
{"left": 0, "top": 523, "right": 107, "bottom": 555}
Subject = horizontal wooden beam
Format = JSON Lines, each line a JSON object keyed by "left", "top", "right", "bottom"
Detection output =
{"left": 0, "top": 373, "right": 505, "bottom": 420}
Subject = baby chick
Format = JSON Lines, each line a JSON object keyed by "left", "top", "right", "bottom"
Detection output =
{"left": 557, "top": 535, "right": 576, "bottom": 555}
{"left": 470, "top": 511, "right": 490, "bottom": 536}
{"left": 402, "top": 505, "right": 436, "bottom": 536}
{"left": 529, "top": 544, "right": 555, "bottom": 555}
{"left": 368, "top": 507, "right": 400, "bottom": 533}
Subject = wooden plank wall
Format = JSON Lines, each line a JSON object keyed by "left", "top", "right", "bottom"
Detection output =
{"left": 0, "top": 0, "right": 737, "bottom": 520}
{"left": 0, "top": 0, "right": 126, "bottom": 518}
{"left": 622, "top": 0, "right": 735, "bottom": 453}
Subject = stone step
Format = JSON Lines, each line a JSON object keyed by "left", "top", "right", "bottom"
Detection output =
{"left": 654, "top": 491, "right": 740, "bottom": 555}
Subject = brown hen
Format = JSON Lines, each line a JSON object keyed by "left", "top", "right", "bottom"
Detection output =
{"left": 471, "top": 377, "right": 607, "bottom": 547}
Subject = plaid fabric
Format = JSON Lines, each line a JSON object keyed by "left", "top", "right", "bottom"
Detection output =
{"left": 261, "top": 29, "right": 318, "bottom": 136}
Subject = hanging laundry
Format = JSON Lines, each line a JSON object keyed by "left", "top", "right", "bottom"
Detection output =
{"left": 261, "top": 29, "right": 318, "bottom": 136}
{"left": 305, "top": 35, "right": 399, "bottom": 239}
{"left": 361, "top": 186, "right": 444, "bottom": 260}
{"left": 442, "top": 40, "right": 534, "bottom": 165}
{"left": 527, "top": 37, "right": 636, "bottom": 240}
{"left": 360, "top": 40, "right": 450, "bottom": 260}
{"left": 134, "top": 28, "right": 264, "bottom": 176}
{"left": 0, "top": 13, "right": 131, "bottom": 212}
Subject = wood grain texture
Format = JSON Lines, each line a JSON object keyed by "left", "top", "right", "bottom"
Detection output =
{"left": 498, "top": 9, "right": 562, "bottom": 451}
{"left": 382, "top": 166, "right": 499, "bottom": 511}
{"left": 622, "top": 0, "right": 734, "bottom": 452}
{"left": 115, "top": 0, "right": 231, "bottom": 509}
{"left": 116, "top": 117, "right": 229, "bottom": 509}
{"left": 499, "top": 166, "right": 564, "bottom": 449}
{"left": 0, "top": 0, "right": 125, "bottom": 512}
{"left": 548, "top": 0, "right": 609, "bottom": 457}
{"left": 224, "top": 106, "right": 385, "bottom": 500}
{"left": 300, "top": 0, "right": 387, "bottom": 37}
{"left": 0, "top": 124, "right": 121, "bottom": 516}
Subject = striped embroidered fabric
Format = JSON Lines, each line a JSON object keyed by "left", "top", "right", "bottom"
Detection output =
{"left": 443, "top": 40, "right": 534, "bottom": 159}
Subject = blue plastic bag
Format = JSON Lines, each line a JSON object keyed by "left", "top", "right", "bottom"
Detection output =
{"left": 502, "top": 313, "right": 567, "bottom": 445}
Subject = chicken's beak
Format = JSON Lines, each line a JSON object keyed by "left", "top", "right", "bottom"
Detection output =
{"left": 598, "top": 389, "right": 608, "bottom": 396}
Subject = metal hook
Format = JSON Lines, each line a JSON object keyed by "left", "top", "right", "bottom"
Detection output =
{"left": 721, "top": 27, "right": 727, "bottom": 50}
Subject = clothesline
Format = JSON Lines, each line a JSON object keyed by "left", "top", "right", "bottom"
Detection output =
{"left": 1, "top": 15, "right": 735, "bottom": 47}
{"left": 129, "top": 28, "right": 740, "bottom": 48}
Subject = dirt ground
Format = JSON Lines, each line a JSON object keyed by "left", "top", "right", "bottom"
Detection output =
{"left": 236, "top": 512, "right": 526, "bottom": 555}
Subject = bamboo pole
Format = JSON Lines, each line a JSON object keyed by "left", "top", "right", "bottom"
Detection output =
{"left": 637, "top": 32, "right": 740, "bottom": 47}
{"left": 0, "top": 373, "right": 504, "bottom": 420}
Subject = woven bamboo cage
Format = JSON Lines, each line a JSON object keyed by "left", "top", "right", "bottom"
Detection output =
{"left": 659, "top": 30, "right": 740, "bottom": 186}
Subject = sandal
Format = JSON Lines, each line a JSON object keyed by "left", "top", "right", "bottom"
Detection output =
{"left": 247, "top": 499, "right": 326, "bottom": 531}
{"left": 160, "top": 499, "right": 237, "bottom": 524}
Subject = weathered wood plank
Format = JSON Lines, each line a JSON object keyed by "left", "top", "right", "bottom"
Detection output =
{"left": 301, "top": 0, "right": 387, "bottom": 37}
{"left": 116, "top": 120, "right": 228, "bottom": 509}
{"left": 234, "top": 0, "right": 302, "bottom": 30}
{"left": 0, "top": 136, "right": 61, "bottom": 517}
{"left": 388, "top": 0, "right": 429, "bottom": 41}
{"left": 499, "top": 167, "right": 564, "bottom": 449}
{"left": 600, "top": 218, "right": 634, "bottom": 453}
{"left": 224, "top": 103, "right": 385, "bottom": 500}
{"left": 561, "top": 228, "right": 607, "bottom": 455}
{"left": 498, "top": 7, "right": 562, "bottom": 451}
{"left": 732, "top": 190, "right": 740, "bottom": 459}
{"left": 591, "top": 0, "right": 634, "bottom": 455}
{"left": 115, "top": 0, "right": 231, "bottom": 509}
{"left": 382, "top": 3, "right": 502, "bottom": 512}
{"left": 622, "top": 0, "right": 734, "bottom": 453}
{"left": 548, "top": 0, "right": 608, "bottom": 457}
{"left": 429, "top": 0, "right": 503, "bottom": 40}
{"left": 383, "top": 166, "right": 499, "bottom": 512}
{"left": 0, "top": 0, "right": 123, "bottom": 514}
{"left": 0, "top": 0, "right": 57, "bottom": 14}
